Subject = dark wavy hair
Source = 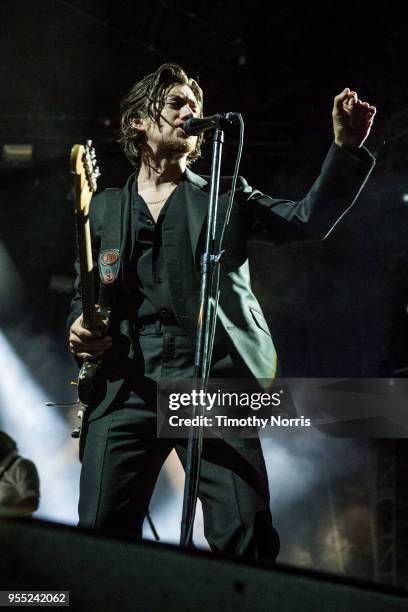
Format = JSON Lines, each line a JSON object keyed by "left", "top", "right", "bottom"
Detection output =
{"left": 119, "top": 63, "right": 204, "bottom": 169}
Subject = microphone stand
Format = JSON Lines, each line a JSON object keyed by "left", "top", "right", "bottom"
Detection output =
{"left": 180, "top": 127, "right": 224, "bottom": 547}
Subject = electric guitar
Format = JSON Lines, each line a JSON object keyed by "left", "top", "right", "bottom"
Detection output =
{"left": 69, "top": 141, "right": 108, "bottom": 449}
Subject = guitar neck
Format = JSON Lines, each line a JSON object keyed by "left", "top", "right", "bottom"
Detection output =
{"left": 74, "top": 177, "right": 96, "bottom": 329}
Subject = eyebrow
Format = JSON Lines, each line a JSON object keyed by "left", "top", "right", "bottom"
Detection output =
{"left": 167, "top": 94, "right": 198, "bottom": 108}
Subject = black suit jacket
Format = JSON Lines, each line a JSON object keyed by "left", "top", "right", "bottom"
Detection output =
{"left": 68, "top": 143, "right": 375, "bottom": 418}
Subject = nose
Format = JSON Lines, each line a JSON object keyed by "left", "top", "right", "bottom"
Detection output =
{"left": 180, "top": 104, "right": 195, "bottom": 121}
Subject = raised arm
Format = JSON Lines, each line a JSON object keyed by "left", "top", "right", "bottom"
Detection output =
{"left": 238, "top": 88, "right": 377, "bottom": 242}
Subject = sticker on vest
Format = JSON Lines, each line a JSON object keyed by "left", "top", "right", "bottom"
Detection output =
{"left": 99, "top": 249, "right": 120, "bottom": 285}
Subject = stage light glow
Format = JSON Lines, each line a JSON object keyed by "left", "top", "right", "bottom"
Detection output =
{"left": 2, "top": 144, "right": 32, "bottom": 164}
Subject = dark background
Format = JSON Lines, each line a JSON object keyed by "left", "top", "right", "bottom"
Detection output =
{"left": 1, "top": 0, "right": 408, "bottom": 586}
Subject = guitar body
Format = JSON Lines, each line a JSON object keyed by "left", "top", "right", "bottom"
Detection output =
{"left": 77, "top": 360, "right": 106, "bottom": 407}
{"left": 70, "top": 141, "right": 108, "bottom": 459}
{"left": 74, "top": 360, "right": 107, "bottom": 460}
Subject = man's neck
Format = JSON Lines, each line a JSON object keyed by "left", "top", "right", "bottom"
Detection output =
{"left": 137, "top": 155, "right": 187, "bottom": 189}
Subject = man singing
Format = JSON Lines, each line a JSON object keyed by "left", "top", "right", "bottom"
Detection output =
{"left": 68, "top": 63, "right": 376, "bottom": 560}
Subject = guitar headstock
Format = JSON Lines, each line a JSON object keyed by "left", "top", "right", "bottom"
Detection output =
{"left": 70, "top": 140, "right": 101, "bottom": 215}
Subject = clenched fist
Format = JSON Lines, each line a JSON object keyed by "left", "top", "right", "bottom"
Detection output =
{"left": 332, "top": 87, "right": 376, "bottom": 150}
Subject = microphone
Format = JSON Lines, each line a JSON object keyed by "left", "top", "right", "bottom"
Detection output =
{"left": 182, "top": 113, "right": 239, "bottom": 136}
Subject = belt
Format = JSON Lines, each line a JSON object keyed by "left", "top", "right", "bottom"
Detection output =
{"left": 137, "top": 309, "right": 180, "bottom": 327}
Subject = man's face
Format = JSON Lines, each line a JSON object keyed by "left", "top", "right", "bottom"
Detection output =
{"left": 141, "top": 83, "right": 200, "bottom": 158}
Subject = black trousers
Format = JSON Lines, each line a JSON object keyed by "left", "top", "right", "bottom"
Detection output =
{"left": 78, "top": 322, "right": 280, "bottom": 561}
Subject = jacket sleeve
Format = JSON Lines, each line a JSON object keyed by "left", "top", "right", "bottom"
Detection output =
{"left": 238, "top": 142, "right": 375, "bottom": 243}
{"left": 66, "top": 192, "right": 106, "bottom": 334}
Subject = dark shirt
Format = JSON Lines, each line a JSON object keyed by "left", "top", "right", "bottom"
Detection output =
{"left": 131, "top": 181, "right": 177, "bottom": 319}
{"left": 130, "top": 177, "right": 232, "bottom": 370}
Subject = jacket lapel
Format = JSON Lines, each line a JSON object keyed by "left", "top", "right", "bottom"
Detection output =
{"left": 183, "top": 168, "right": 209, "bottom": 261}
{"left": 184, "top": 169, "right": 233, "bottom": 262}
{"left": 119, "top": 173, "right": 136, "bottom": 287}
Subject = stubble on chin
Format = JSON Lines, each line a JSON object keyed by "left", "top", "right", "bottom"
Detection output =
{"left": 168, "top": 137, "right": 196, "bottom": 156}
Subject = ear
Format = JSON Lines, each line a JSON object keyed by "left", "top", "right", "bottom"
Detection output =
{"left": 131, "top": 117, "right": 147, "bottom": 134}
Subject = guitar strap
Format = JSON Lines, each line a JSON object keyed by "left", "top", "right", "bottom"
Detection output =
{"left": 78, "top": 188, "right": 123, "bottom": 463}
{"left": 97, "top": 188, "right": 123, "bottom": 307}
